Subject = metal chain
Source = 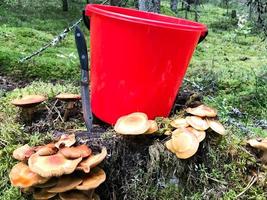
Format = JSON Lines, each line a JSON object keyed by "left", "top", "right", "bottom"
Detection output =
{"left": 19, "top": 18, "right": 82, "bottom": 63}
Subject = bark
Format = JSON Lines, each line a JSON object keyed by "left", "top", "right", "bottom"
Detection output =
{"left": 170, "top": 0, "right": 178, "bottom": 13}
{"left": 62, "top": 0, "right": 68, "bottom": 11}
{"left": 138, "top": 0, "right": 161, "bottom": 13}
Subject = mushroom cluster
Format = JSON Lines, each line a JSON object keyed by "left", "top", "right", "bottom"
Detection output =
{"left": 9, "top": 134, "right": 107, "bottom": 200}
{"left": 114, "top": 112, "right": 158, "bottom": 135}
{"left": 165, "top": 104, "right": 226, "bottom": 159}
{"left": 247, "top": 137, "right": 267, "bottom": 164}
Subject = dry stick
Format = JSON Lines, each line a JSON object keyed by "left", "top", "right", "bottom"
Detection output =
{"left": 235, "top": 176, "right": 257, "bottom": 199}
{"left": 206, "top": 175, "right": 228, "bottom": 185}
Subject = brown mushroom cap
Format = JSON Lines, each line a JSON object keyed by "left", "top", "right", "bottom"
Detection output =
{"left": 186, "top": 116, "right": 209, "bottom": 131}
{"left": 35, "top": 177, "right": 58, "bottom": 188}
{"left": 28, "top": 153, "right": 82, "bottom": 177}
{"left": 207, "top": 119, "right": 226, "bottom": 135}
{"left": 33, "top": 188, "right": 57, "bottom": 200}
{"left": 12, "top": 144, "right": 35, "bottom": 161}
{"left": 76, "top": 168, "right": 106, "bottom": 190}
{"left": 55, "top": 134, "right": 76, "bottom": 149}
{"left": 186, "top": 105, "right": 217, "bottom": 117}
{"left": 114, "top": 112, "right": 150, "bottom": 135}
{"left": 36, "top": 143, "right": 58, "bottom": 156}
{"left": 145, "top": 120, "right": 158, "bottom": 134}
{"left": 170, "top": 118, "right": 189, "bottom": 128}
{"left": 47, "top": 175, "right": 83, "bottom": 193}
{"left": 165, "top": 139, "right": 176, "bottom": 153}
{"left": 171, "top": 128, "right": 199, "bottom": 159}
{"left": 60, "top": 145, "right": 92, "bottom": 159}
{"left": 11, "top": 95, "right": 46, "bottom": 107}
{"left": 55, "top": 93, "right": 81, "bottom": 101}
{"left": 247, "top": 139, "right": 267, "bottom": 151}
{"left": 59, "top": 190, "right": 89, "bottom": 200}
{"left": 9, "top": 162, "right": 49, "bottom": 188}
{"left": 76, "top": 147, "right": 107, "bottom": 173}
{"left": 186, "top": 127, "right": 206, "bottom": 142}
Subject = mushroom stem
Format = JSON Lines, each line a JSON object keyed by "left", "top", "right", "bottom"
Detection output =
{"left": 21, "top": 107, "right": 35, "bottom": 122}
{"left": 63, "top": 101, "right": 74, "bottom": 122}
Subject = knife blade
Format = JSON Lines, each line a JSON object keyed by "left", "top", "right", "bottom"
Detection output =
{"left": 74, "top": 26, "right": 93, "bottom": 133}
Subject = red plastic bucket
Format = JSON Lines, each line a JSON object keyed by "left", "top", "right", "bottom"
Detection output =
{"left": 85, "top": 4, "right": 208, "bottom": 125}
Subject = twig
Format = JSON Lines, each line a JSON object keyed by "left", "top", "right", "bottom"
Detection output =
{"left": 235, "top": 176, "right": 257, "bottom": 198}
{"left": 206, "top": 175, "right": 228, "bottom": 185}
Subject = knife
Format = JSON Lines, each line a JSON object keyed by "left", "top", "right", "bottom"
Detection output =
{"left": 74, "top": 26, "right": 93, "bottom": 133}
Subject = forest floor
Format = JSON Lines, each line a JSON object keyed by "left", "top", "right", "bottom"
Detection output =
{"left": 0, "top": 1, "right": 266, "bottom": 200}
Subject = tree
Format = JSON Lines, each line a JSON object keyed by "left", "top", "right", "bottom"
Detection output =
{"left": 138, "top": 0, "right": 161, "bottom": 13}
{"left": 62, "top": 0, "right": 68, "bottom": 11}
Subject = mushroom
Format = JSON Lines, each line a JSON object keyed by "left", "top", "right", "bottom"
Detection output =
{"left": 35, "top": 177, "right": 58, "bottom": 188}
{"left": 13, "top": 144, "right": 36, "bottom": 161}
{"left": 76, "top": 147, "right": 107, "bottom": 173}
{"left": 9, "top": 162, "right": 49, "bottom": 188}
{"left": 114, "top": 112, "right": 150, "bottom": 135}
{"left": 28, "top": 152, "right": 82, "bottom": 177}
{"left": 207, "top": 119, "right": 226, "bottom": 135}
{"left": 186, "top": 116, "right": 209, "bottom": 131}
{"left": 171, "top": 128, "right": 199, "bottom": 159}
{"left": 170, "top": 118, "right": 189, "bottom": 129}
{"left": 11, "top": 95, "right": 46, "bottom": 121}
{"left": 165, "top": 139, "right": 176, "bottom": 154}
{"left": 59, "top": 144, "right": 92, "bottom": 159}
{"left": 55, "top": 93, "right": 81, "bottom": 121}
{"left": 186, "top": 104, "right": 217, "bottom": 117}
{"left": 47, "top": 174, "right": 83, "bottom": 193}
{"left": 33, "top": 188, "right": 57, "bottom": 200}
{"left": 76, "top": 167, "right": 106, "bottom": 190}
{"left": 247, "top": 138, "right": 267, "bottom": 164}
{"left": 35, "top": 143, "right": 58, "bottom": 156}
{"left": 186, "top": 127, "right": 206, "bottom": 142}
{"left": 59, "top": 190, "right": 90, "bottom": 200}
{"left": 55, "top": 134, "right": 76, "bottom": 149}
{"left": 145, "top": 120, "right": 158, "bottom": 134}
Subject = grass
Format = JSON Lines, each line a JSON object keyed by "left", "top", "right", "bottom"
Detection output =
{"left": 0, "top": 1, "right": 266, "bottom": 199}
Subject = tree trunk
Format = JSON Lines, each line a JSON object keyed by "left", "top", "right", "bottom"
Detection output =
{"left": 110, "top": 0, "right": 121, "bottom": 6}
{"left": 194, "top": 0, "right": 199, "bottom": 22}
{"left": 170, "top": 0, "right": 178, "bottom": 13}
{"left": 62, "top": 0, "right": 68, "bottom": 11}
{"left": 138, "top": 0, "right": 161, "bottom": 13}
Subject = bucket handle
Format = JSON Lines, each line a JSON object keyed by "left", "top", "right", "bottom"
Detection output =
{"left": 83, "top": 10, "right": 90, "bottom": 30}
{"left": 198, "top": 29, "right": 208, "bottom": 44}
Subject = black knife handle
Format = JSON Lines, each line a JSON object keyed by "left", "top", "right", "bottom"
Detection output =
{"left": 75, "top": 27, "right": 88, "bottom": 71}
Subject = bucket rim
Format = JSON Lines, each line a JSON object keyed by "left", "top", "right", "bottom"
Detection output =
{"left": 85, "top": 4, "right": 207, "bottom": 32}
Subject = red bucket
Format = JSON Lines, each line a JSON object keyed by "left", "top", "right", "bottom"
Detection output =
{"left": 85, "top": 4, "right": 208, "bottom": 125}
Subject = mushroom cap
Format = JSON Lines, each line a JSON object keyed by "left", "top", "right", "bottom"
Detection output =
{"left": 11, "top": 95, "right": 46, "bottom": 107}
{"left": 60, "top": 145, "right": 92, "bottom": 159}
{"left": 164, "top": 130, "right": 172, "bottom": 136}
{"left": 33, "top": 188, "right": 57, "bottom": 200}
{"left": 12, "top": 144, "right": 35, "bottom": 161}
{"left": 186, "top": 116, "right": 209, "bottom": 131}
{"left": 207, "top": 119, "right": 226, "bottom": 135}
{"left": 59, "top": 190, "right": 89, "bottom": 200}
{"left": 145, "top": 120, "right": 158, "bottom": 134}
{"left": 186, "top": 105, "right": 217, "bottom": 117}
{"left": 55, "top": 93, "right": 81, "bottom": 101}
{"left": 76, "top": 147, "right": 107, "bottom": 173}
{"left": 9, "top": 162, "right": 49, "bottom": 188}
{"left": 76, "top": 168, "right": 106, "bottom": 190}
{"left": 55, "top": 134, "right": 76, "bottom": 149}
{"left": 170, "top": 118, "right": 189, "bottom": 128}
{"left": 47, "top": 175, "right": 83, "bottom": 193}
{"left": 114, "top": 112, "right": 150, "bottom": 135}
{"left": 186, "top": 127, "right": 206, "bottom": 142}
{"left": 36, "top": 143, "right": 58, "bottom": 156}
{"left": 171, "top": 128, "right": 199, "bottom": 159}
{"left": 247, "top": 139, "right": 267, "bottom": 151}
{"left": 165, "top": 139, "right": 176, "bottom": 154}
{"left": 35, "top": 177, "right": 58, "bottom": 188}
{"left": 28, "top": 153, "right": 82, "bottom": 177}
